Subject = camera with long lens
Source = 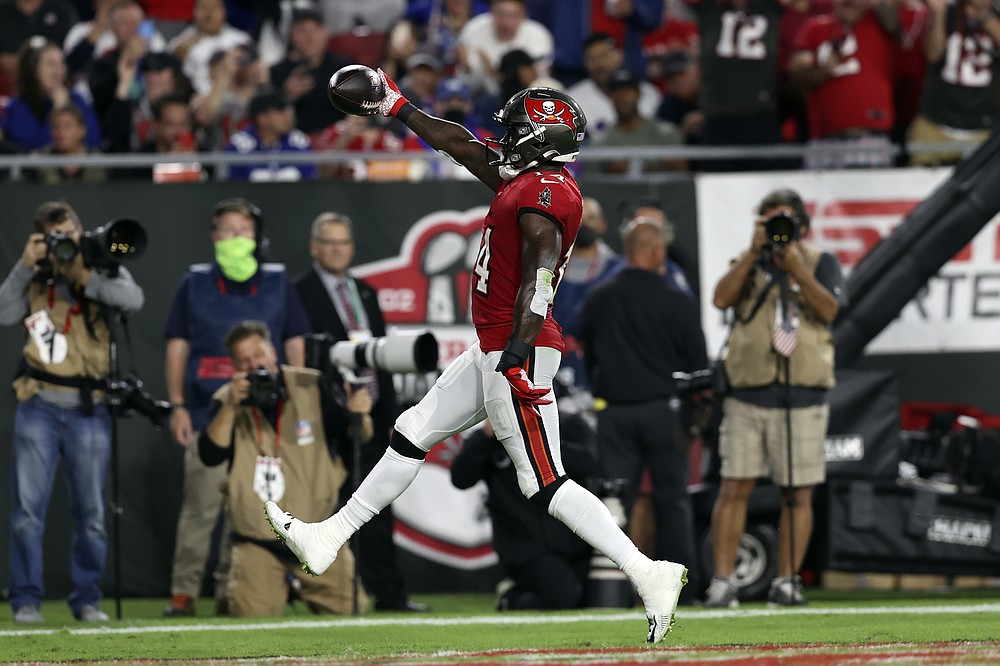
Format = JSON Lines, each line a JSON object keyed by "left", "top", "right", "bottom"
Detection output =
{"left": 44, "top": 218, "right": 148, "bottom": 276}
{"left": 244, "top": 367, "right": 285, "bottom": 409}
{"left": 111, "top": 376, "right": 172, "bottom": 428}
{"left": 305, "top": 330, "right": 440, "bottom": 377}
{"left": 764, "top": 211, "right": 800, "bottom": 247}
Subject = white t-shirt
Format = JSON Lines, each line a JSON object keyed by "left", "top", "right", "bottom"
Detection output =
{"left": 168, "top": 25, "right": 252, "bottom": 94}
{"left": 567, "top": 78, "right": 663, "bottom": 140}
{"left": 64, "top": 22, "right": 166, "bottom": 58}
{"left": 457, "top": 13, "right": 553, "bottom": 95}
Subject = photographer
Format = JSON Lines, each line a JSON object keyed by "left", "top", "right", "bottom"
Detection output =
{"left": 705, "top": 188, "right": 845, "bottom": 609}
{"left": 198, "top": 320, "right": 370, "bottom": 617}
{"left": 0, "top": 201, "right": 144, "bottom": 623}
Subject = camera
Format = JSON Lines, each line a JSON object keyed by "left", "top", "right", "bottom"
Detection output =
{"left": 244, "top": 367, "right": 285, "bottom": 409}
{"left": 305, "top": 330, "right": 439, "bottom": 377}
{"left": 672, "top": 369, "right": 715, "bottom": 398}
{"left": 44, "top": 219, "right": 148, "bottom": 276}
{"left": 110, "top": 376, "right": 172, "bottom": 428}
{"left": 764, "top": 212, "right": 800, "bottom": 247}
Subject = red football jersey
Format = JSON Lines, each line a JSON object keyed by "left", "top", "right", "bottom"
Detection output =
{"left": 471, "top": 168, "right": 583, "bottom": 353}
{"left": 795, "top": 10, "right": 902, "bottom": 137}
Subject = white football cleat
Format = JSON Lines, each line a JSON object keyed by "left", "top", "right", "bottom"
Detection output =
{"left": 264, "top": 501, "right": 340, "bottom": 576}
{"left": 632, "top": 560, "right": 688, "bottom": 643}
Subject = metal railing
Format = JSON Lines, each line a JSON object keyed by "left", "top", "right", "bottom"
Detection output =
{"left": 0, "top": 141, "right": 981, "bottom": 182}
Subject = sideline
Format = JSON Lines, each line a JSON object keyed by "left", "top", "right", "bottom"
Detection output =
{"left": 3, "top": 602, "right": 999, "bottom": 638}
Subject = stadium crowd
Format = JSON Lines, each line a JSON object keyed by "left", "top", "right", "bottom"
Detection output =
{"left": 1, "top": 0, "right": 997, "bottom": 179}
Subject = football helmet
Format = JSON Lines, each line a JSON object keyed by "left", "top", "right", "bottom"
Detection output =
{"left": 488, "top": 87, "right": 587, "bottom": 177}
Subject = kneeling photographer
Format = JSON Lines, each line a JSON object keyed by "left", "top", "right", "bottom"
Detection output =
{"left": 0, "top": 201, "right": 145, "bottom": 624}
{"left": 705, "top": 188, "right": 845, "bottom": 609}
{"left": 198, "top": 321, "right": 370, "bottom": 617}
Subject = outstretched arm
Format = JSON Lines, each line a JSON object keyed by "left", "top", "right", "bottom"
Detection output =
{"left": 376, "top": 69, "right": 501, "bottom": 191}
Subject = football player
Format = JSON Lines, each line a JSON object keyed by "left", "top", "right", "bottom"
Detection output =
{"left": 266, "top": 69, "right": 687, "bottom": 643}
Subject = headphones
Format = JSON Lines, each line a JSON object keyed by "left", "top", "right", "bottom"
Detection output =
{"left": 211, "top": 198, "right": 270, "bottom": 261}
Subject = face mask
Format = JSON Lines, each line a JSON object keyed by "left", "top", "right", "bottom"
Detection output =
{"left": 443, "top": 109, "right": 466, "bottom": 125}
{"left": 575, "top": 226, "right": 599, "bottom": 248}
{"left": 215, "top": 236, "right": 258, "bottom": 282}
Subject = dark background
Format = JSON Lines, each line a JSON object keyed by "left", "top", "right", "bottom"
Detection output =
{"left": 0, "top": 178, "right": 995, "bottom": 599}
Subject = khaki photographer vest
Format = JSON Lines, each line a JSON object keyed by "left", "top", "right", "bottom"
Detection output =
{"left": 724, "top": 246, "right": 836, "bottom": 389}
{"left": 13, "top": 281, "right": 110, "bottom": 402}
{"left": 218, "top": 366, "right": 347, "bottom": 542}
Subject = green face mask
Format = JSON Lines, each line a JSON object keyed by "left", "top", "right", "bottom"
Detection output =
{"left": 215, "top": 236, "right": 258, "bottom": 282}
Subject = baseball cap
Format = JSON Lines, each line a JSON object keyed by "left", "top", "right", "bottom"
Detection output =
{"left": 408, "top": 53, "right": 443, "bottom": 72}
{"left": 498, "top": 49, "right": 535, "bottom": 73}
{"left": 140, "top": 51, "right": 181, "bottom": 73}
{"left": 249, "top": 91, "right": 290, "bottom": 118}
{"left": 659, "top": 50, "right": 692, "bottom": 77}
{"left": 436, "top": 77, "right": 471, "bottom": 102}
{"left": 291, "top": 7, "right": 324, "bottom": 24}
{"left": 607, "top": 68, "right": 640, "bottom": 91}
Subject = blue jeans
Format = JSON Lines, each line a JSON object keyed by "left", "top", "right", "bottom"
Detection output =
{"left": 8, "top": 396, "right": 109, "bottom": 614}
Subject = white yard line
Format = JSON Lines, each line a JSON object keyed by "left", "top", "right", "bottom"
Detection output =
{"left": 2, "top": 602, "right": 999, "bottom": 638}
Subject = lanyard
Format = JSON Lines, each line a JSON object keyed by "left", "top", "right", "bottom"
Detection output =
{"left": 250, "top": 399, "right": 284, "bottom": 457}
{"left": 216, "top": 276, "right": 258, "bottom": 297}
{"left": 47, "top": 283, "right": 83, "bottom": 333}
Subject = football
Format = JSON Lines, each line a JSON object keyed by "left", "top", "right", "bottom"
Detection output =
{"left": 327, "top": 64, "right": 384, "bottom": 116}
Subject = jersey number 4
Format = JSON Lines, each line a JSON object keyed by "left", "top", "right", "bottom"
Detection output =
{"left": 473, "top": 227, "right": 493, "bottom": 295}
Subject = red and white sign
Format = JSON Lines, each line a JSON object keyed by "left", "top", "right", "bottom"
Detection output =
{"left": 352, "top": 208, "right": 497, "bottom": 570}
{"left": 696, "top": 169, "right": 1000, "bottom": 355}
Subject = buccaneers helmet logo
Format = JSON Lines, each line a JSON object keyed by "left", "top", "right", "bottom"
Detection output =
{"left": 524, "top": 97, "right": 577, "bottom": 133}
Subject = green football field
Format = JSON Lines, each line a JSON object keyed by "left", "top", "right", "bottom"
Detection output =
{"left": 2, "top": 589, "right": 999, "bottom": 664}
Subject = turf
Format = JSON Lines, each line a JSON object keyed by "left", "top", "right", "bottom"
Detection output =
{"left": 1, "top": 590, "right": 998, "bottom": 663}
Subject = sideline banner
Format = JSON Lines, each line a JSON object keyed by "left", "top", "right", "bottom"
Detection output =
{"left": 696, "top": 169, "right": 1000, "bottom": 356}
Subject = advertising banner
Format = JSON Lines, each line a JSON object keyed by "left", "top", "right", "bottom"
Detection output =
{"left": 696, "top": 169, "right": 1000, "bottom": 356}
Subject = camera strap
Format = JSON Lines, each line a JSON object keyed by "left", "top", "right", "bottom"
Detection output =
{"left": 23, "top": 367, "right": 104, "bottom": 416}
{"left": 47, "top": 283, "right": 84, "bottom": 333}
{"left": 735, "top": 273, "right": 778, "bottom": 325}
{"left": 250, "top": 401, "right": 284, "bottom": 456}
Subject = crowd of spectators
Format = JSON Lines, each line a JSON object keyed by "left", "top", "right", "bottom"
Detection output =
{"left": 1, "top": 0, "right": 998, "bottom": 179}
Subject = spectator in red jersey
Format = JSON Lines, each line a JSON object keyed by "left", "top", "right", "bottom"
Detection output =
{"left": 788, "top": 0, "right": 915, "bottom": 168}
{"left": 312, "top": 114, "right": 404, "bottom": 180}
{"left": 908, "top": 0, "right": 1000, "bottom": 165}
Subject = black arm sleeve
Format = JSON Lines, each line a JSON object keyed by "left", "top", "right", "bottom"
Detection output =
{"left": 197, "top": 400, "right": 233, "bottom": 467}
{"left": 814, "top": 251, "right": 848, "bottom": 309}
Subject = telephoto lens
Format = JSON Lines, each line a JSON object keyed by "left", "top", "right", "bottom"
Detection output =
{"left": 764, "top": 212, "right": 799, "bottom": 246}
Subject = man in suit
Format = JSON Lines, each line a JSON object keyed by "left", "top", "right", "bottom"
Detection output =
{"left": 294, "top": 212, "right": 428, "bottom": 612}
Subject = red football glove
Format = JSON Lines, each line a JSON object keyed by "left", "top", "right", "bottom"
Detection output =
{"left": 376, "top": 67, "right": 410, "bottom": 118}
{"left": 496, "top": 338, "right": 552, "bottom": 410}
{"left": 499, "top": 366, "right": 553, "bottom": 408}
